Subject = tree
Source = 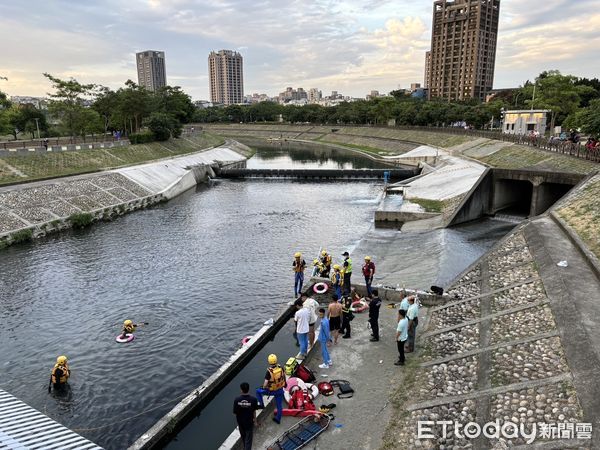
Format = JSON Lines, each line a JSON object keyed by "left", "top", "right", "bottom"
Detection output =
{"left": 93, "top": 87, "right": 120, "bottom": 135}
{"left": 566, "top": 99, "right": 600, "bottom": 136}
{"left": 145, "top": 112, "right": 181, "bottom": 141}
{"left": 152, "top": 86, "right": 195, "bottom": 124}
{"left": 522, "top": 71, "right": 596, "bottom": 131}
{"left": 44, "top": 73, "right": 97, "bottom": 138}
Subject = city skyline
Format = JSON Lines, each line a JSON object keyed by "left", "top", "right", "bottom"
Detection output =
{"left": 0, "top": 0, "right": 599, "bottom": 100}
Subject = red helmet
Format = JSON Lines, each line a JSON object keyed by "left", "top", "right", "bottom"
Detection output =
{"left": 318, "top": 381, "right": 334, "bottom": 396}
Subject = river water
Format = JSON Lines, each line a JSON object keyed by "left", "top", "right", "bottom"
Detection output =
{"left": 0, "top": 145, "right": 513, "bottom": 449}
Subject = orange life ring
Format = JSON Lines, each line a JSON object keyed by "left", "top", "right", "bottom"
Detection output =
{"left": 351, "top": 300, "right": 368, "bottom": 313}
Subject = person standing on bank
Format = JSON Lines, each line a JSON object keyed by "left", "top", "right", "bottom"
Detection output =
{"left": 233, "top": 382, "right": 258, "bottom": 450}
{"left": 341, "top": 251, "right": 353, "bottom": 296}
{"left": 294, "top": 299, "right": 311, "bottom": 358}
{"left": 395, "top": 309, "right": 408, "bottom": 366}
{"left": 327, "top": 295, "right": 343, "bottom": 345}
{"left": 330, "top": 264, "right": 343, "bottom": 300}
{"left": 317, "top": 308, "right": 333, "bottom": 369}
{"left": 256, "top": 354, "right": 286, "bottom": 425}
{"left": 302, "top": 294, "right": 319, "bottom": 350}
{"left": 368, "top": 290, "right": 382, "bottom": 342}
{"left": 293, "top": 252, "right": 306, "bottom": 297}
{"left": 362, "top": 256, "right": 376, "bottom": 296}
{"left": 406, "top": 295, "right": 420, "bottom": 352}
{"left": 340, "top": 295, "right": 353, "bottom": 339}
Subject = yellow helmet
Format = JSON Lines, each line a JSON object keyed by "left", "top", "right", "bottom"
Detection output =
{"left": 364, "top": 256, "right": 371, "bottom": 261}
{"left": 124, "top": 319, "right": 133, "bottom": 326}
{"left": 333, "top": 264, "right": 340, "bottom": 270}
{"left": 313, "top": 259, "right": 319, "bottom": 264}
{"left": 268, "top": 354, "right": 278, "bottom": 365}
{"left": 321, "top": 250, "right": 327, "bottom": 256}
{"left": 294, "top": 252, "right": 301, "bottom": 258}
{"left": 56, "top": 355, "right": 68, "bottom": 365}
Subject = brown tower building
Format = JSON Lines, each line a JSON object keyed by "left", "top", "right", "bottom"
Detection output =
{"left": 426, "top": 0, "right": 500, "bottom": 102}
{"left": 208, "top": 50, "right": 244, "bottom": 105}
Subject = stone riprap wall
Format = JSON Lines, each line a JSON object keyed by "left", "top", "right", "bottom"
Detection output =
{"left": 393, "top": 227, "right": 590, "bottom": 449}
{"left": 0, "top": 139, "right": 130, "bottom": 156}
{"left": 0, "top": 144, "right": 248, "bottom": 248}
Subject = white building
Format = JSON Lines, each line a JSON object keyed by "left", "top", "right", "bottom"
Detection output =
{"left": 502, "top": 110, "right": 550, "bottom": 135}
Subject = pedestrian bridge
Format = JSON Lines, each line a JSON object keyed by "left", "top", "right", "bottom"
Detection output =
{"left": 0, "top": 389, "right": 103, "bottom": 449}
{"left": 215, "top": 168, "right": 419, "bottom": 181}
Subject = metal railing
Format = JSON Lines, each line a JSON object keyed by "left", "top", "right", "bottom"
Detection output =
{"left": 389, "top": 126, "right": 600, "bottom": 163}
{"left": 0, "top": 134, "right": 122, "bottom": 150}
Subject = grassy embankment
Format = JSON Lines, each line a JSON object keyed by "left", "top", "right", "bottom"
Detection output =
{"left": 556, "top": 175, "right": 600, "bottom": 259}
{"left": 0, "top": 132, "right": 225, "bottom": 186}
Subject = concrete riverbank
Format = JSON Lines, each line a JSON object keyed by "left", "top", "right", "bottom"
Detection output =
{"left": 0, "top": 140, "right": 250, "bottom": 249}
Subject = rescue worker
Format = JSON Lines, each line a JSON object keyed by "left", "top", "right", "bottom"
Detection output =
{"left": 341, "top": 251, "right": 353, "bottom": 296}
{"left": 330, "top": 264, "right": 343, "bottom": 300}
{"left": 312, "top": 259, "right": 323, "bottom": 277}
{"left": 50, "top": 355, "right": 70, "bottom": 391}
{"left": 293, "top": 252, "right": 307, "bottom": 297}
{"left": 120, "top": 319, "right": 141, "bottom": 339}
{"left": 256, "top": 354, "right": 286, "bottom": 424}
{"left": 368, "top": 289, "right": 382, "bottom": 342}
{"left": 320, "top": 250, "right": 332, "bottom": 277}
{"left": 340, "top": 295, "right": 353, "bottom": 339}
{"left": 362, "top": 256, "right": 376, "bottom": 296}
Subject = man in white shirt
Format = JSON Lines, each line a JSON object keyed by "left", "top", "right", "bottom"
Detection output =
{"left": 294, "top": 299, "right": 311, "bottom": 359}
{"left": 406, "top": 296, "right": 419, "bottom": 352}
{"left": 302, "top": 294, "right": 319, "bottom": 349}
{"left": 395, "top": 309, "right": 409, "bottom": 366}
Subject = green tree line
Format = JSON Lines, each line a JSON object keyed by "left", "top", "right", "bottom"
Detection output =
{"left": 1, "top": 70, "right": 599, "bottom": 142}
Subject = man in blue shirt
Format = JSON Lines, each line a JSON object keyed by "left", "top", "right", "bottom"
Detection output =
{"left": 395, "top": 309, "right": 409, "bottom": 366}
{"left": 317, "top": 308, "right": 332, "bottom": 369}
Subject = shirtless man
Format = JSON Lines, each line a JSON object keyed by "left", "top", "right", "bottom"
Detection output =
{"left": 327, "top": 295, "right": 343, "bottom": 344}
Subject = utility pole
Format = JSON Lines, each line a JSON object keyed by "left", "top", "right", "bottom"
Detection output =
{"left": 34, "top": 118, "right": 40, "bottom": 139}
{"left": 531, "top": 84, "right": 536, "bottom": 111}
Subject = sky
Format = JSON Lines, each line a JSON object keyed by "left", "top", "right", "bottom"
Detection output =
{"left": 1, "top": 0, "right": 599, "bottom": 100}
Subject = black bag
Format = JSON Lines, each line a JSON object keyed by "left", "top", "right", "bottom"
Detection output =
{"left": 330, "top": 379, "right": 354, "bottom": 399}
{"left": 348, "top": 312, "right": 355, "bottom": 322}
{"left": 430, "top": 285, "right": 444, "bottom": 295}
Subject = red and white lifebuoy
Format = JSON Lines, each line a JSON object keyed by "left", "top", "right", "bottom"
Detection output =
{"left": 116, "top": 333, "right": 135, "bottom": 343}
{"left": 241, "top": 336, "right": 253, "bottom": 346}
{"left": 351, "top": 300, "right": 368, "bottom": 313}
{"left": 313, "top": 283, "right": 329, "bottom": 294}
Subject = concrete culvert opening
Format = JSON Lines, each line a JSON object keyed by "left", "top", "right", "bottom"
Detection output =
{"left": 493, "top": 179, "right": 533, "bottom": 217}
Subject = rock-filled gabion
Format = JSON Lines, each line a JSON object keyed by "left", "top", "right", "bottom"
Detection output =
{"left": 447, "top": 281, "right": 480, "bottom": 299}
{"left": 490, "top": 382, "right": 583, "bottom": 446}
{"left": 490, "top": 263, "right": 538, "bottom": 289}
{"left": 491, "top": 337, "right": 569, "bottom": 386}
{"left": 396, "top": 400, "right": 477, "bottom": 449}
{"left": 456, "top": 265, "right": 481, "bottom": 285}
{"left": 421, "top": 356, "right": 478, "bottom": 400}
{"left": 491, "top": 306, "right": 556, "bottom": 345}
{"left": 488, "top": 245, "right": 533, "bottom": 272}
{"left": 0, "top": 173, "right": 152, "bottom": 234}
{"left": 424, "top": 324, "right": 480, "bottom": 360}
{"left": 430, "top": 299, "right": 481, "bottom": 330}
{"left": 492, "top": 281, "right": 546, "bottom": 312}
{"left": 490, "top": 232, "right": 527, "bottom": 258}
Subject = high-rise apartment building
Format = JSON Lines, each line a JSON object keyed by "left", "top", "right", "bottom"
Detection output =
{"left": 426, "top": 0, "right": 500, "bottom": 101}
{"left": 208, "top": 50, "right": 244, "bottom": 105}
{"left": 136, "top": 50, "right": 167, "bottom": 92}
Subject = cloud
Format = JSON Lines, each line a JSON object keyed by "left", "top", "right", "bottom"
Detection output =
{"left": 1, "top": 0, "right": 599, "bottom": 99}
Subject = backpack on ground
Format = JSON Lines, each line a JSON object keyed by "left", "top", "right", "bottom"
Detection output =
{"left": 295, "top": 364, "right": 316, "bottom": 383}
{"left": 330, "top": 379, "right": 354, "bottom": 399}
{"left": 284, "top": 357, "right": 299, "bottom": 377}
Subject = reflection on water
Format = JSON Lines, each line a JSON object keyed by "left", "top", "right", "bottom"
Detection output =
{"left": 0, "top": 147, "right": 511, "bottom": 449}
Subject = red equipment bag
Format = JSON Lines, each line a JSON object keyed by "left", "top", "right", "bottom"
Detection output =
{"left": 295, "top": 364, "right": 316, "bottom": 383}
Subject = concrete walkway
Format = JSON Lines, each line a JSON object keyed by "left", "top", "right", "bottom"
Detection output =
{"left": 525, "top": 216, "right": 600, "bottom": 448}
{"left": 252, "top": 302, "right": 418, "bottom": 449}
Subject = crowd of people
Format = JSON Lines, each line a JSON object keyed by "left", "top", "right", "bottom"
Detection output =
{"left": 232, "top": 250, "right": 422, "bottom": 450}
